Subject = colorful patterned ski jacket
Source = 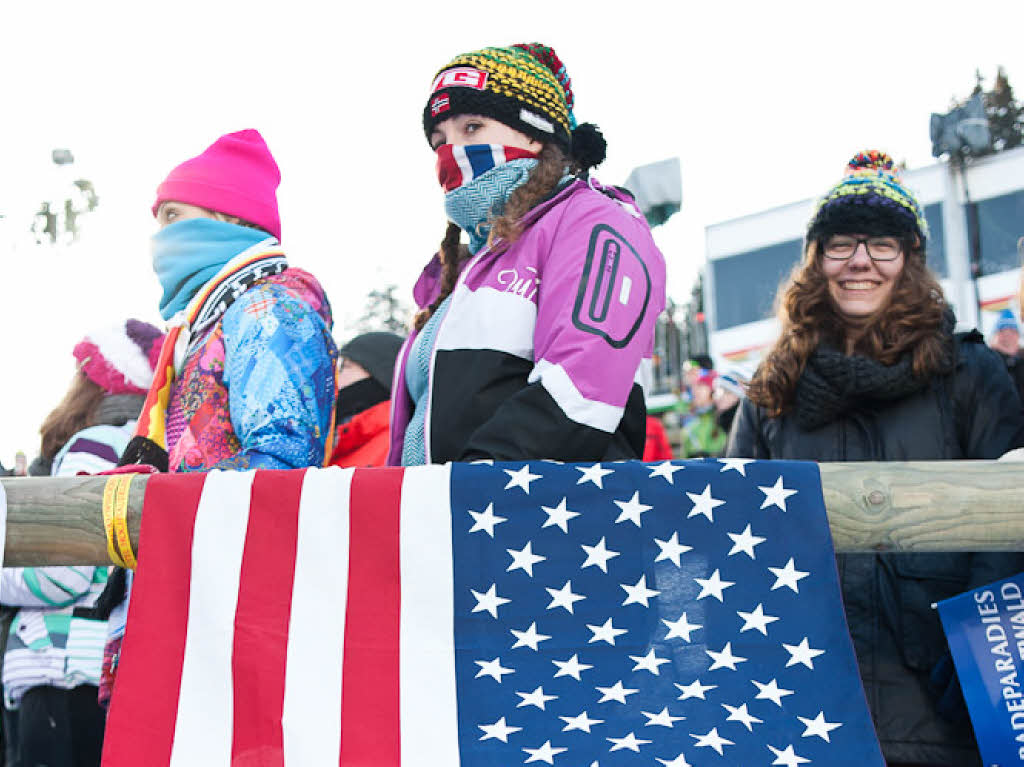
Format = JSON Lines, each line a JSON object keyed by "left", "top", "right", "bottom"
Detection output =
{"left": 165, "top": 268, "right": 337, "bottom": 472}
{"left": 388, "top": 178, "right": 666, "bottom": 464}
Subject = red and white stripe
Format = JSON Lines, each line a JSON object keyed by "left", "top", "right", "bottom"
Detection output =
{"left": 102, "top": 465, "right": 457, "bottom": 767}
{"left": 452, "top": 145, "right": 475, "bottom": 190}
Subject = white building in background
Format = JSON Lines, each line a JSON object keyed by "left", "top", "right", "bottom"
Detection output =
{"left": 704, "top": 146, "right": 1024, "bottom": 369}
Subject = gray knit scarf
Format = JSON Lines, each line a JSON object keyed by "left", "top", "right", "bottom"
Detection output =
{"left": 94, "top": 394, "right": 147, "bottom": 427}
{"left": 793, "top": 312, "right": 955, "bottom": 430}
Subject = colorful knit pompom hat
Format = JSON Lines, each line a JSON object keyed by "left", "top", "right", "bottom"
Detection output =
{"left": 422, "top": 43, "right": 606, "bottom": 170}
{"left": 73, "top": 319, "right": 166, "bottom": 396}
{"left": 807, "top": 150, "right": 928, "bottom": 245}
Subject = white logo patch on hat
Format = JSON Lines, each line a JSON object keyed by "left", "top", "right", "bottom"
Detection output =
{"left": 519, "top": 109, "right": 554, "bottom": 134}
{"left": 431, "top": 67, "right": 488, "bottom": 93}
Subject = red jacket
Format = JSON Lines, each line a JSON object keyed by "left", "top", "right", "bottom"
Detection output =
{"left": 643, "top": 415, "right": 674, "bottom": 461}
{"left": 329, "top": 400, "right": 391, "bottom": 468}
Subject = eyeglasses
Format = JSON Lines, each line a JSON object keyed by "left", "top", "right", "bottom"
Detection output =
{"left": 822, "top": 236, "right": 902, "bottom": 262}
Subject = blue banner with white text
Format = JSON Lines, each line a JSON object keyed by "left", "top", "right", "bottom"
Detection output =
{"left": 937, "top": 573, "right": 1024, "bottom": 766}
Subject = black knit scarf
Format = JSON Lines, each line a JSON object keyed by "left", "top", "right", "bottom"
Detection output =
{"left": 793, "top": 313, "right": 955, "bottom": 430}
{"left": 335, "top": 378, "right": 389, "bottom": 423}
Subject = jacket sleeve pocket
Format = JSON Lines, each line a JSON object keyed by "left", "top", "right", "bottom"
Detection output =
{"left": 891, "top": 554, "right": 970, "bottom": 671}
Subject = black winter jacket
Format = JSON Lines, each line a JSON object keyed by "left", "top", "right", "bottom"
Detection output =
{"left": 727, "top": 332, "right": 1024, "bottom": 766}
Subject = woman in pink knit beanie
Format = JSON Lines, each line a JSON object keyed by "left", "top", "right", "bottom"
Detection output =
{"left": 101, "top": 131, "right": 341, "bottom": 718}
{"left": 123, "top": 128, "right": 338, "bottom": 474}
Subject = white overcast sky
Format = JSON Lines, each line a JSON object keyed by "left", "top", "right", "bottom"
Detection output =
{"left": 1, "top": 0, "right": 1021, "bottom": 463}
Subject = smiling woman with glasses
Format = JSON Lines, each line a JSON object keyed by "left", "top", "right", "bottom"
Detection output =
{"left": 727, "top": 150, "right": 1024, "bottom": 767}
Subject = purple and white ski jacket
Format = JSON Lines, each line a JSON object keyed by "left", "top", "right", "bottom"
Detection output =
{"left": 388, "top": 178, "right": 667, "bottom": 465}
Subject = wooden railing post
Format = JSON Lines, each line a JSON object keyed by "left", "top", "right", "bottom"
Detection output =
{"left": 819, "top": 460, "right": 1024, "bottom": 552}
{"left": 1, "top": 461, "right": 1022, "bottom": 566}
{"left": 2, "top": 475, "right": 147, "bottom": 567}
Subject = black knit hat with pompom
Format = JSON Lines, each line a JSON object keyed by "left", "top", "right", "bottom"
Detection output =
{"left": 422, "top": 42, "right": 606, "bottom": 171}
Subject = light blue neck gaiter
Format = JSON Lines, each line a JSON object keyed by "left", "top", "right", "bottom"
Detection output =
{"left": 151, "top": 218, "right": 271, "bottom": 320}
{"left": 444, "top": 158, "right": 538, "bottom": 254}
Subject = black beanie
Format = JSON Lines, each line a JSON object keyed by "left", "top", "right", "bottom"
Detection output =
{"left": 339, "top": 332, "right": 405, "bottom": 392}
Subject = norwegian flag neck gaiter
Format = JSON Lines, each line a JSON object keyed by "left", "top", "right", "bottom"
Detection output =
{"left": 435, "top": 144, "right": 539, "bottom": 193}
{"left": 437, "top": 143, "right": 540, "bottom": 255}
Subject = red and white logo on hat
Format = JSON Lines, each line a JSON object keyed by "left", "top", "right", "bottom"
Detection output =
{"left": 431, "top": 67, "right": 488, "bottom": 93}
{"left": 431, "top": 95, "right": 450, "bottom": 116}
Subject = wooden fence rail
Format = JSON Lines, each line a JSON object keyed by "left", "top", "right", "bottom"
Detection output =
{"left": 0, "top": 461, "right": 1021, "bottom": 566}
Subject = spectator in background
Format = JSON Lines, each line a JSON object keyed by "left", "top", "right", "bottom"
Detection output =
{"left": 36, "top": 322, "right": 163, "bottom": 476}
{"left": 712, "top": 370, "right": 748, "bottom": 435}
{"left": 642, "top": 413, "right": 673, "bottom": 461}
{"left": 680, "top": 356, "right": 715, "bottom": 412}
{"left": 988, "top": 307, "right": 1024, "bottom": 402}
{"left": 330, "top": 332, "right": 403, "bottom": 468}
{"left": 1016, "top": 236, "right": 1024, "bottom": 396}
{"left": 1005, "top": 255, "right": 1024, "bottom": 462}
{"left": 679, "top": 370, "right": 728, "bottom": 457}
{"left": 727, "top": 150, "right": 1024, "bottom": 767}
{"left": 10, "top": 454, "right": 25, "bottom": 478}
{"left": 1, "top": 320, "right": 163, "bottom": 767}
{"left": 680, "top": 360, "right": 703, "bottom": 406}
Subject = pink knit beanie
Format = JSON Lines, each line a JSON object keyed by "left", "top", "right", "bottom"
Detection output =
{"left": 152, "top": 129, "right": 282, "bottom": 240}
{"left": 73, "top": 319, "right": 166, "bottom": 396}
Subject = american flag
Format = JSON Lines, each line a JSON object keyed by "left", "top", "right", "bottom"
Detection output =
{"left": 102, "top": 460, "right": 883, "bottom": 767}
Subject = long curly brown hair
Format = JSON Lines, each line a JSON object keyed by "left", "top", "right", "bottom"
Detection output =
{"left": 413, "top": 143, "right": 568, "bottom": 331}
{"left": 746, "top": 238, "right": 951, "bottom": 416}
{"left": 39, "top": 371, "right": 107, "bottom": 461}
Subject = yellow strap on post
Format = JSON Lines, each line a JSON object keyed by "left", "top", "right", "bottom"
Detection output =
{"left": 111, "top": 474, "right": 137, "bottom": 570}
{"left": 102, "top": 476, "right": 128, "bottom": 568}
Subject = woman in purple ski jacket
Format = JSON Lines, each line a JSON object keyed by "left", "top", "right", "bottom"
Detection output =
{"left": 390, "top": 42, "right": 667, "bottom": 466}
